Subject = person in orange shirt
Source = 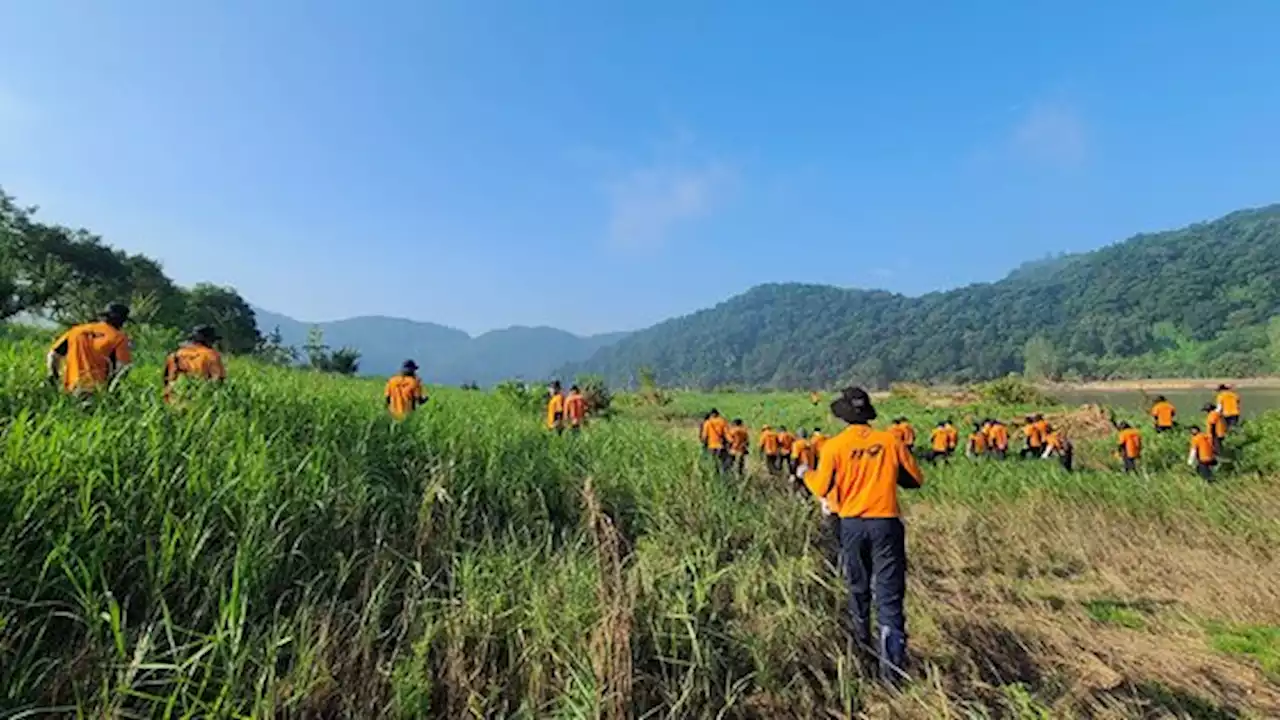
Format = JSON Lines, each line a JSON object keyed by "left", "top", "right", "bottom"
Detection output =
{"left": 727, "top": 419, "right": 750, "bottom": 475}
{"left": 701, "top": 409, "right": 730, "bottom": 471}
{"left": 791, "top": 430, "right": 815, "bottom": 488}
{"left": 546, "top": 381, "right": 566, "bottom": 433}
{"left": 987, "top": 420, "right": 1010, "bottom": 460}
{"left": 928, "top": 422, "right": 950, "bottom": 463}
{"left": 759, "top": 425, "right": 781, "bottom": 475}
{"left": 795, "top": 387, "right": 923, "bottom": 685}
{"left": 966, "top": 423, "right": 988, "bottom": 458}
{"left": 384, "top": 359, "right": 428, "bottom": 419}
{"left": 1187, "top": 425, "right": 1217, "bottom": 482}
{"left": 1150, "top": 396, "right": 1176, "bottom": 433}
{"left": 943, "top": 419, "right": 959, "bottom": 456}
{"left": 564, "top": 385, "right": 588, "bottom": 432}
{"left": 1040, "top": 425, "right": 1074, "bottom": 471}
{"left": 47, "top": 302, "right": 134, "bottom": 396}
{"left": 776, "top": 426, "right": 796, "bottom": 472}
{"left": 1216, "top": 384, "right": 1242, "bottom": 429}
{"left": 899, "top": 418, "right": 917, "bottom": 452}
{"left": 163, "top": 325, "right": 227, "bottom": 403}
{"left": 811, "top": 427, "right": 827, "bottom": 464}
{"left": 1116, "top": 422, "right": 1142, "bottom": 473}
{"left": 1019, "top": 415, "right": 1044, "bottom": 459}
{"left": 1203, "top": 403, "right": 1227, "bottom": 455}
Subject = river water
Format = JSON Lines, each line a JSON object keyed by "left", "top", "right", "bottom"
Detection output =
{"left": 1052, "top": 387, "right": 1280, "bottom": 420}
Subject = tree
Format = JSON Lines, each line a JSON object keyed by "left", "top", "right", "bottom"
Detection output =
{"left": 303, "top": 327, "right": 360, "bottom": 375}
{"left": 1022, "top": 335, "right": 1062, "bottom": 381}
{"left": 1268, "top": 316, "right": 1280, "bottom": 372}
{"left": 184, "top": 283, "right": 262, "bottom": 354}
{"left": 255, "top": 326, "right": 298, "bottom": 367}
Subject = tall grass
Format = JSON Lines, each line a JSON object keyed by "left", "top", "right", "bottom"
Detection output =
{"left": 2, "top": 332, "right": 1279, "bottom": 717}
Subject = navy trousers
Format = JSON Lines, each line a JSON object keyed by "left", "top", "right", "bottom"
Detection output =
{"left": 839, "top": 517, "right": 908, "bottom": 680}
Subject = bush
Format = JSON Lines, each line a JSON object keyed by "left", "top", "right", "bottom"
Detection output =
{"left": 575, "top": 374, "right": 614, "bottom": 418}
{"left": 979, "top": 375, "right": 1057, "bottom": 406}
{"left": 495, "top": 379, "right": 544, "bottom": 413}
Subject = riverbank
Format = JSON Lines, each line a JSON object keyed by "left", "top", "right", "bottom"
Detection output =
{"left": 1042, "top": 376, "right": 1280, "bottom": 392}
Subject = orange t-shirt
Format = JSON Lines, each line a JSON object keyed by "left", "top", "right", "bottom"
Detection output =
{"left": 50, "top": 321, "right": 132, "bottom": 393}
{"left": 776, "top": 432, "right": 795, "bottom": 455}
{"left": 565, "top": 392, "right": 587, "bottom": 425}
{"left": 1206, "top": 410, "right": 1227, "bottom": 439}
{"left": 968, "top": 432, "right": 987, "bottom": 454}
{"left": 811, "top": 433, "right": 827, "bottom": 460}
{"left": 1151, "top": 402, "right": 1176, "bottom": 428}
{"left": 791, "top": 438, "right": 815, "bottom": 468}
{"left": 803, "top": 424, "right": 924, "bottom": 518}
{"left": 1023, "top": 423, "right": 1044, "bottom": 448}
{"left": 1118, "top": 428, "right": 1142, "bottom": 459}
{"left": 1217, "top": 391, "right": 1241, "bottom": 418}
{"left": 702, "top": 416, "right": 729, "bottom": 450}
{"left": 988, "top": 424, "right": 1009, "bottom": 450}
{"left": 546, "top": 393, "right": 565, "bottom": 429}
{"left": 728, "top": 426, "right": 749, "bottom": 455}
{"left": 944, "top": 425, "right": 959, "bottom": 450}
{"left": 930, "top": 428, "right": 950, "bottom": 452}
{"left": 759, "top": 430, "right": 779, "bottom": 455}
{"left": 1190, "top": 433, "right": 1216, "bottom": 463}
{"left": 385, "top": 374, "right": 426, "bottom": 419}
{"left": 165, "top": 344, "right": 226, "bottom": 383}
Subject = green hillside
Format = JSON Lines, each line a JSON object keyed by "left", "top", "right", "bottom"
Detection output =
{"left": 254, "top": 307, "right": 628, "bottom": 384}
{"left": 564, "top": 205, "right": 1280, "bottom": 388}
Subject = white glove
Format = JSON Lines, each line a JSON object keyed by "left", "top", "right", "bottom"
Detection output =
{"left": 820, "top": 498, "right": 833, "bottom": 516}
{"left": 793, "top": 464, "right": 810, "bottom": 480}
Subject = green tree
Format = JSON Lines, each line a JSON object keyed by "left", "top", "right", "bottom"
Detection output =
{"left": 255, "top": 326, "right": 298, "bottom": 367}
{"left": 1022, "top": 335, "right": 1062, "bottom": 381}
{"left": 303, "top": 327, "right": 360, "bottom": 375}
{"left": 1268, "top": 316, "right": 1280, "bottom": 372}
{"left": 184, "top": 283, "right": 262, "bottom": 354}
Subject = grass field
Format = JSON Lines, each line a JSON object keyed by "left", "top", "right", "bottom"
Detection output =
{"left": 2, "top": 326, "right": 1279, "bottom": 718}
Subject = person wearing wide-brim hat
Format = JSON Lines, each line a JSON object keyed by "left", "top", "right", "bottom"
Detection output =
{"left": 793, "top": 386, "right": 925, "bottom": 687}
{"left": 385, "top": 359, "right": 428, "bottom": 419}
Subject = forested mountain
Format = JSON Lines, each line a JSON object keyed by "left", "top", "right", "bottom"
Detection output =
{"left": 563, "top": 205, "right": 1280, "bottom": 388}
{"left": 254, "top": 307, "right": 628, "bottom": 385}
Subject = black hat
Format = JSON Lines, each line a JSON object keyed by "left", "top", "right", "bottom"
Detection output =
{"left": 100, "top": 302, "right": 130, "bottom": 323}
{"left": 190, "top": 324, "right": 221, "bottom": 343}
{"left": 831, "top": 386, "right": 877, "bottom": 424}
{"left": 402, "top": 359, "right": 419, "bottom": 371}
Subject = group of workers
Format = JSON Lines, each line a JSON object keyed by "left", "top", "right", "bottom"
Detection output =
{"left": 698, "top": 410, "right": 830, "bottom": 480}
{"left": 46, "top": 303, "right": 228, "bottom": 401}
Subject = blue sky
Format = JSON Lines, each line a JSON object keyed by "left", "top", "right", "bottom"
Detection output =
{"left": 2, "top": 2, "right": 1278, "bottom": 336}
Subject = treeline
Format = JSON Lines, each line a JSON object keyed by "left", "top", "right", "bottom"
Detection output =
{"left": 1, "top": 187, "right": 264, "bottom": 352}
{"left": 564, "top": 204, "right": 1280, "bottom": 388}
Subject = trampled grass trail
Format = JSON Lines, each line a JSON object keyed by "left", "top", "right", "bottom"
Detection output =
{"left": 2, "top": 330, "right": 1279, "bottom": 718}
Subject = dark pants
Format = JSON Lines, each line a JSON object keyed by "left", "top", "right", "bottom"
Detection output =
{"left": 714, "top": 449, "right": 731, "bottom": 473}
{"left": 1122, "top": 456, "right": 1137, "bottom": 473}
{"left": 1225, "top": 415, "right": 1240, "bottom": 429}
{"left": 732, "top": 453, "right": 746, "bottom": 476}
{"left": 839, "top": 517, "right": 909, "bottom": 682}
{"left": 991, "top": 448, "right": 1006, "bottom": 461}
{"left": 1058, "top": 451, "right": 1073, "bottom": 472}
{"left": 765, "top": 454, "right": 781, "bottom": 474}
{"left": 1155, "top": 425, "right": 1171, "bottom": 434}
{"left": 1196, "top": 461, "right": 1215, "bottom": 482}
{"left": 927, "top": 450, "right": 947, "bottom": 463}
{"left": 1213, "top": 436, "right": 1223, "bottom": 456}
{"left": 1020, "top": 446, "right": 1041, "bottom": 459}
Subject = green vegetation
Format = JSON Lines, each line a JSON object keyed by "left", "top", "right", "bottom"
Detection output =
{"left": 565, "top": 204, "right": 1280, "bottom": 387}
{"left": 1, "top": 188, "right": 262, "bottom": 352}
{"left": 4, "top": 327, "right": 1280, "bottom": 717}
{"left": 1206, "top": 623, "right": 1280, "bottom": 680}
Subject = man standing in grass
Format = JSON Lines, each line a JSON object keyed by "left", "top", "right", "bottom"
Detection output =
{"left": 46, "top": 302, "right": 133, "bottom": 396}
{"left": 794, "top": 387, "right": 924, "bottom": 685}
{"left": 987, "top": 419, "right": 1010, "bottom": 460}
{"left": 1188, "top": 425, "right": 1217, "bottom": 482}
{"left": 728, "top": 419, "right": 750, "bottom": 475}
{"left": 564, "top": 385, "right": 587, "bottom": 432}
{"left": 791, "top": 430, "right": 815, "bottom": 485}
{"left": 966, "top": 423, "right": 988, "bottom": 458}
{"left": 546, "top": 381, "right": 566, "bottom": 433}
{"left": 1203, "top": 403, "right": 1227, "bottom": 455}
{"left": 927, "top": 422, "right": 950, "bottom": 463}
{"left": 759, "top": 425, "right": 780, "bottom": 475}
{"left": 1020, "top": 415, "right": 1044, "bottom": 459}
{"left": 776, "top": 426, "right": 796, "bottom": 472}
{"left": 385, "top": 360, "right": 428, "bottom": 420}
{"left": 1116, "top": 422, "right": 1142, "bottom": 473}
{"left": 1216, "top": 384, "right": 1242, "bottom": 429}
{"left": 701, "top": 409, "right": 729, "bottom": 470}
{"left": 943, "top": 418, "right": 959, "bottom": 457}
{"left": 163, "top": 325, "right": 226, "bottom": 403}
{"left": 1151, "top": 396, "right": 1176, "bottom": 433}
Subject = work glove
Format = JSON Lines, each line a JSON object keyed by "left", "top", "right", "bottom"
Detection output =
{"left": 793, "top": 463, "right": 809, "bottom": 480}
{"left": 819, "top": 498, "right": 833, "bottom": 516}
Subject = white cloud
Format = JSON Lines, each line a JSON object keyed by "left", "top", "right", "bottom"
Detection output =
{"left": 605, "top": 161, "right": 733, "bottom": 250}
{"left": 1010, "top": 100, "right": 1088, "bottom": 170}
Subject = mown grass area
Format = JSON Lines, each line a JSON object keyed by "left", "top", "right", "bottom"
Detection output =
{"left": 2, "top": 330, "right": 1280, "bottom": 718}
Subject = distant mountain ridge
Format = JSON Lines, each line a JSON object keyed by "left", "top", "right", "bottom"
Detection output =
{"left": 252, "top": 307, "right": 628, "bottom": 385}
{"left": 561, "top": 204, "right": 1280, "bottom": 388}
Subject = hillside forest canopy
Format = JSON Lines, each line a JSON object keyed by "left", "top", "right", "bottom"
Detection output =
{"left": 563, "top": 205, "right": 1280, "bottom": 388}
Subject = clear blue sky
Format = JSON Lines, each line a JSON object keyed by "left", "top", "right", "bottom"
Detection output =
{"left": 2, "top": 2, "right": 1278, "bottom": 336}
